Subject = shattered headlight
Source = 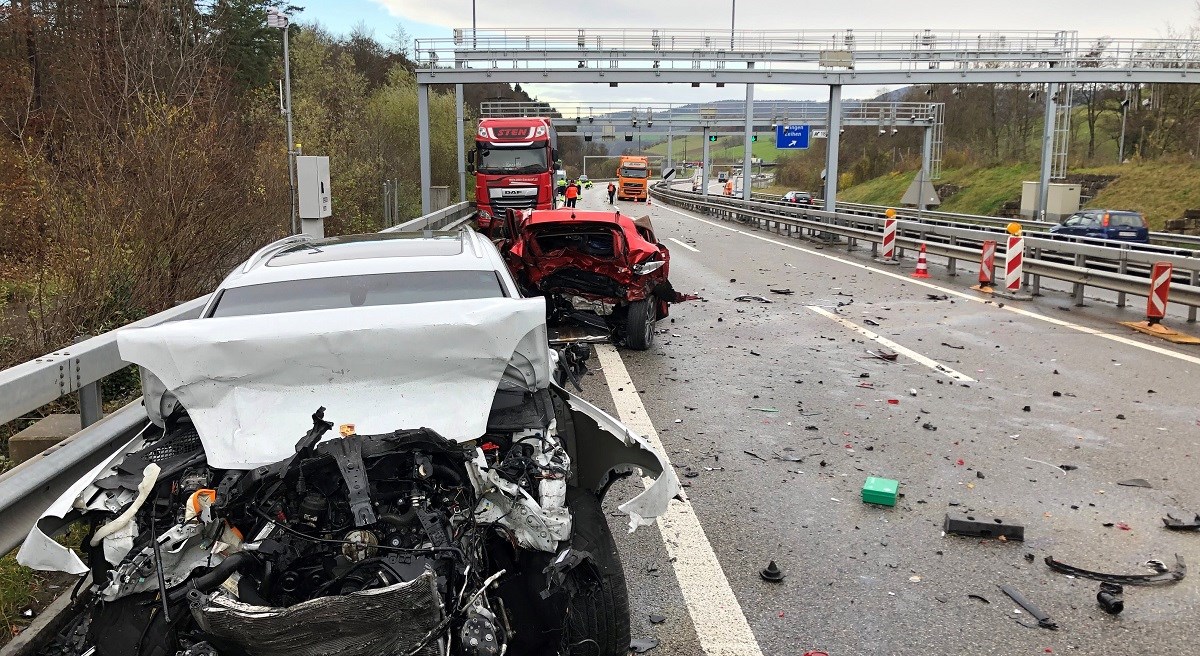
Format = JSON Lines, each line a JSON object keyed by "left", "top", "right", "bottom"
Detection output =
{"left": 632, "top": 260, "right": 665, "bottom": 275}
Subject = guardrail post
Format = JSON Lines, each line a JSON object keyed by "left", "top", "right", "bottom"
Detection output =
{"left": 1116, "top": 257, "right": 1128, "bottom": 308}
{"left": 1073, "top": 253, "right": 1087, "bottom": 306}
{"left": 78, "top": 381, "right": 102, "bottom": 428}
{"left": 1030, "top": 247, "right": 1041, "bottom": 296}
{"left": 947, "top": 236, "right": 957, "bottom": 275}
{"left": 1190, "top": 269, "right": 1199, "bottom": 323}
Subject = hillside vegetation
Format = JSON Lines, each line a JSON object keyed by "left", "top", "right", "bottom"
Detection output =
{"left": 837, "top": 160, "right": 1200, "bottom": 230}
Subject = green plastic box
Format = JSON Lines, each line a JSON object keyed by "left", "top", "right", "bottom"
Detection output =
{"left": 862, "top": 476, "right": 899, "bottom": 507}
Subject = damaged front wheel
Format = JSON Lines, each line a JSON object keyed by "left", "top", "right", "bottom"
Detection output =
{"left": 561, "top": 487, "right": 630, "bottom": 656}
{"left": 624, "top": 298, "right": 655, "bottom": 351}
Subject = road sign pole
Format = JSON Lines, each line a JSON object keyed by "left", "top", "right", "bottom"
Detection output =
{"left": 823, "top": 85, "right": 842, "bottom": 212}
{"left": 701, "top": 126, "right": 711, "bottom": 199}
{"left": 455, "top": 83, "right": 467, "bottom": 203}
{"left": 919, "top": 125, "right": 933, "bottom": 213}
{"left": 667, "top": 122, "right": 674, "bottom": 173}
{"left": 743, "top": 78, "right": 754, "bottom": 201}
{"left": 1037, "top": 82, "right": 1057, "bottom": 221}
{"left": 418, "top": 82, "right": 432, "bottom": 215}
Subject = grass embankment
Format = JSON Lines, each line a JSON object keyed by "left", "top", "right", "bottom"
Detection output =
{"left": 832, "top": 160, "right": 1200, "bottom": 230}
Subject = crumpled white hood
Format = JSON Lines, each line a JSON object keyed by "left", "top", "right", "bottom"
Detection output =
{"left": 117, "top": 298, "right": 549, "bottom": 470}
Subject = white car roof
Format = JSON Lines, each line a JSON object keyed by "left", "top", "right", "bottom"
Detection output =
{"left": 216, "top": 230, "right": 514, "bottom": 292}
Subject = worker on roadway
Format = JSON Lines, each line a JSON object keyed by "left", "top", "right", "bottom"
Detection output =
{"left": 565, "top": 180, "right": 579, "bottom": 208}
{"left": 607, "top": 181, "right": 616, "bottom": 204}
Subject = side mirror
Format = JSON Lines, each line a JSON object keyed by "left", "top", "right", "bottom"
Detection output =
{"left": 467, "top": 150, "right": 476, "bottom": 164}
{"left": 467, "top": 163, "right": 476, "bottom": 174}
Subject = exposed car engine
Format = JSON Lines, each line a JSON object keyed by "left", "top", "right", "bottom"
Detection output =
{"left": 42, "top": 402, "right": 602, "bottom": 656}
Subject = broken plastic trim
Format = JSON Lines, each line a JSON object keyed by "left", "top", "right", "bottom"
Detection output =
{"left": 1000, "top": 584, "right": 1057, "bottom": 630}
{"left": 1163, "top": 514, "right": 1200, "bottom": 531}
{"left": 1044, "top": 553, "right": 1187, "bottom": 585}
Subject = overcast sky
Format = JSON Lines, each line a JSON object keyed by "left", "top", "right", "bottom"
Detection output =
{"left": 297, "top": 0, "right": 1199, "bottom": 104}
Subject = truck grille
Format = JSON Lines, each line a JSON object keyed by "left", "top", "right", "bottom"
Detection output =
{"left": 490, "top": 196, "right": 539, "bottom": 210}
{"left": 621, "top": 183, "right": 645, "bottom": 194}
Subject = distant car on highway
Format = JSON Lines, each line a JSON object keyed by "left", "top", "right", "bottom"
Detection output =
{"left": 1049, "top": 209, "right": 1149, "bottom": 243}
{"left": 782, "top": 191, "right": 816, "bottom": 205}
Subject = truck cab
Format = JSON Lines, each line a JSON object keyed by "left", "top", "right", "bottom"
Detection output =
{"left": 617, "top": 156, "right": 651, "bottom": 201}
{"left": 469, "top": 117, "right": 559, "bottom": 230}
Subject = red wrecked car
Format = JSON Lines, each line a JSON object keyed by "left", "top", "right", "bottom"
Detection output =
{"left": 488, "top": 208, "right": 696, "bottom": 350}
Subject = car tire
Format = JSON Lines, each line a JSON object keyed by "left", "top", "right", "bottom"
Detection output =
{"left": 625, "top": 297, "right": 655, "bottom": 351}
{"left": 562, "top": 487, "right": 631, "bottom": 656}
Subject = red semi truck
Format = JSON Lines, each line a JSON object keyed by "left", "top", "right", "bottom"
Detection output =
{"left": 469, "top": 117, "right": 559, "bottom": 230}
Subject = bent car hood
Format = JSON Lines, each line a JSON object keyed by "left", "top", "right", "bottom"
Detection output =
{"left": 117, "top": 298, "right": 549, "bottom": 470}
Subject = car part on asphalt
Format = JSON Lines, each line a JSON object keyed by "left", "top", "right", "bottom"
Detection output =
{"left": 734, "top": 295, "right": 772, "bottom": 303}
{"left": 1163, "top": 513, "right": 1200, "bottom": 530}
{"left": 1097, "top": 583, "right": 1125, "bottom": 615}
{"left": 1000, "top": 584, "right": 1058, "bottom": 630}
{"left": 861, "top": 477, "right": 899, "bottom": 507}
{"left": 629, "top": 637, "right": 660, "bottom": 653}
{"left": 943, "top": 514, "right": 1026, "bottom": 541}
{"left": 760, "top": 561, "right": 785, "bottom": 582}
{"left": 1117, "top": 478, "right": 1153, "bottom": 488}
{"left": 1044, "top": 554, "right": 1186, "bottom": 585}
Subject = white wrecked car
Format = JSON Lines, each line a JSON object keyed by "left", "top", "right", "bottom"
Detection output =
{"left": 19, "top": 231, "right": 679, "bottom": 656}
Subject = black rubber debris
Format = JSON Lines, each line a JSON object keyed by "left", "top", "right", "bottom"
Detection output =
{"left": 1117, "top": 478, "right": 1152, "bottom": 489}
{"left": 760, "top": 561, "right": 785, "bottom": 582}
{"left": 1044, "top": 553, "right": 1186, "bottom": 585}
{"left": 630, "top": 637, "right": 660, "bottom": 653}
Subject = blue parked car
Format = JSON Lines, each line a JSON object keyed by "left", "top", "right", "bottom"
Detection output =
{"left": 1049, "top": 209, "right": 1150, "bottom": 243}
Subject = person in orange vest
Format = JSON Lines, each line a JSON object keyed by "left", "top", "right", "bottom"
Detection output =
{"left": 607, "top": 181, "right": 616, "bottom": 204}
{"left": 565, "top": 180, "right": 579, "bottom": 208}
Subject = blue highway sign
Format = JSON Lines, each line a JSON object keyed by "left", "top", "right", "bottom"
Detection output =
{"left": 775, "top": 124, "right": 810, "bottom": 149}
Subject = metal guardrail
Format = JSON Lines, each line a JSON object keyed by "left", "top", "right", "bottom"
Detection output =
{"left": 746, "top": 191, "right": 1200, "bottom": 252}
{"left": 653, "top": 185, "right": 1200, "bottom": 312}
{"left": 0, "top": 202, "right": 477, "bottom": 560}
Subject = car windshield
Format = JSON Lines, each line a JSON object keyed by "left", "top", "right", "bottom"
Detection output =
{"left": 620, "top": 168, "right": 649, "bottom": 179}
{"left": 210, "top": 270, "right": 505, "bottom": 318}
{"left": 477, "top": 146, "right": 549, "bottom": 174}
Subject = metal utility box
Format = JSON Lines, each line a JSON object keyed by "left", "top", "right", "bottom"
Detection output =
{"left": 297, "top": 156, "right": 332, "bottom": 219}
{"left": 1021, "top": 182, "right": 1080, "bottom": 223}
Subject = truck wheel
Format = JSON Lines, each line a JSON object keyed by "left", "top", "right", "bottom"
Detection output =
{"left": 625, "top": 297, "right": 655, "bottom": 351}
{"left": 561, "top": 487, "right": 631, "bottom": 656}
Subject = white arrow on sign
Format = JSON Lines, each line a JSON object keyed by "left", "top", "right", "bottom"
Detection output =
{"left": 787, "top": 140, "right": 797, "bottom": 147}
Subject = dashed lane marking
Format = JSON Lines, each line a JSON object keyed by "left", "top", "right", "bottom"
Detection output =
{"left": 655, "top": 204, "right": 1200, "bottom": 367}
{"left": 593, "top": 343, "right": 764, "bottom": 656}
{"left": 807, "top": 306, "right": 975, "bottom": 382}
{"left": 667, "top": 237, "right": 700, "bottom": 253}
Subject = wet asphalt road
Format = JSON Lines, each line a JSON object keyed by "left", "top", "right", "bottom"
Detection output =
{"left": 571, "top": 184, "right": 1200, "bottom": 655}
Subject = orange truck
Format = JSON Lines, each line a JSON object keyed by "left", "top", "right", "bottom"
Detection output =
{"left": 616, "top": 156, "right": 651, "bottom": 201}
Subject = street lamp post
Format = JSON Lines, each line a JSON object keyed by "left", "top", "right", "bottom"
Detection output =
{"left": 268, "top": 8, "right": 297, "bottom": 234}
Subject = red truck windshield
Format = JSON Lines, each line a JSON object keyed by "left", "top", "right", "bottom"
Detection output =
{"left": 478, "top": 146, "right": 549, "bottom": 174}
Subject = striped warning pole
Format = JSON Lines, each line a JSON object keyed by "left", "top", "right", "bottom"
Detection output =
{"left": 881, "top": 218, "right": 897, "bottom": 260}
{"left": 975, "top": 240, "right": 996, "bottom": 289}
{"left": 1146, "top": 262, "right": 1173, "bottom": 325}
{"left": 1005, "top": 235, "right": 1024, "bottom": 293}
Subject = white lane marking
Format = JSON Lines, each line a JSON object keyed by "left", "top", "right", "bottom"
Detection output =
{"left": 656, "top": 204, "right": 1200, "bottom": 367}
{"left": 667, "top": 237, "right": 700, "bottom": 253}
{"left": 807, "top": 306, "right": 975, "bottom": 382}
{"left": 593, "top": 344, "right": 764, "bottom": 656}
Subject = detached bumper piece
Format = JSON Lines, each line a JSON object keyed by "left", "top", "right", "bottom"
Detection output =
{"left": 943, "top": 514, "right": 1024, "bottom": 541}
{"left": 1044, "top": 553, "right": 1186, "bottom": 585}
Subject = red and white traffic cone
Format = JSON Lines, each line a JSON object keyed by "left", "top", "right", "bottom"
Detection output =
{"left": 911, "top": 243, "right": 930, "bottom": 278}
{"left": 646, "top": 194, "right": 652, "bottom": 206}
